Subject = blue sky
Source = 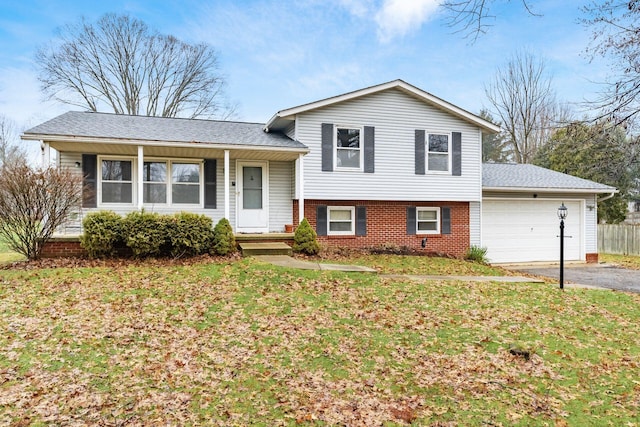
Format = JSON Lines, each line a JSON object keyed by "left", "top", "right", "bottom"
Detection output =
{"left": 0, "top": 0, "right": 610, "bottom": 134}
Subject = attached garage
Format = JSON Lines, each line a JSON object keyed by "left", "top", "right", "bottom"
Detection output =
{"left": 481, "top": 164, "right": 617, "bottom": 264}
{"left": 482, "top": 199, "right": 583, "bottom": 263}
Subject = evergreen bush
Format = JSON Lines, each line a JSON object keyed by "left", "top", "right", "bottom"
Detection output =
{"left": 122, "top": 210, "right": 167, "bottom": 258}
{"left": 166, "top": 212, "right": 214, "bottom": 258}
{"left": 465, "top": 245, "right": 489, "bottom": 264}
{"left": 80, "top": 210, "right": 124, "bottom": 258}
{"left": 211, "top": 218, "right": 236, "bottom": 255}
{"left": 293, "top": 218, "right": 320, "bottom": 255}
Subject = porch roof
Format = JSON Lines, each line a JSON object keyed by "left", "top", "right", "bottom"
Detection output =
{"left": 23, "top": 111, "right": 308, "bottom": 152}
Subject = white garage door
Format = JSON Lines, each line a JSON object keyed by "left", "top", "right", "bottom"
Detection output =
{"left": 482, "top": 199, "right": 583, "bottom": 263}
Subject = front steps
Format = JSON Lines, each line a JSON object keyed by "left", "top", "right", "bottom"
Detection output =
{"left": 239, "top": 242, "right": 293, "bottom": 257}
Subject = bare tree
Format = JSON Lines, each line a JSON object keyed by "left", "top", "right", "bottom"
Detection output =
{"left": 0, "top": 115, "right": 26, "bottom": 168}
{"left": 485, "top": 52, "right": 569, "bottom": 164}
{"left": 0, "top": 161, "right": 83, "bottom": 260}
{"left": 441, "top": 0, "right": 540, "bottom": 41}
{"left": 36, "top": 13, "right": 235, "bottom": 119}
{"left": 582, "top": 1, "right": 640, "bottom": 125}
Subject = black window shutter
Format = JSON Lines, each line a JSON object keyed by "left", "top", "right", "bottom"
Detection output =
{"left": 316, "top": 205, "right": 328, "bottom": 236}
{"left": 321, "top": 123, "right": 333, "bottom": 172}
{"left": 363, "top": 126, "right": 375, "bottom": 173}
{"left": 406, "top": 206, "right": 417, "bottom": 235}
{"left": 355, "top": 206, "right": 367, "bottom": 236}
{"left": 452, "top": 132, "right": 462, "bottom": 176}
{"left": 442, "top": 207, "right": 451, "bottom": 234}
{"left": 204, "top": 159, "right": 217, "bottom": 209}
{"left": 82, "top": 154, "right": 97, "bottom": 208}
{"left": 415, "top": 130, "right": 425, "bottom": 175}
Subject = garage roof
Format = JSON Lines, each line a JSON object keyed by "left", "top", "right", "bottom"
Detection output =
{"left": 483, "top": 163, "right": 617, "bottom": 194}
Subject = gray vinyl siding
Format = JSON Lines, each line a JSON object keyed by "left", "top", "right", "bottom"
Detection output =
{"left": 284, "top": 121, "right": 296, "bottom": 140}
{"left": 297, "top": 88, "right": 483, "bottom": 202}
{"left": 58, "top": 151, "right": 296, "bottom": 234}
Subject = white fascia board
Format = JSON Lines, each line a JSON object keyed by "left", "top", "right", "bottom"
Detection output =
{"left": 482, "top": 186, "right": 618, "bottom": 194}
{"left": 21, "top": 134, "right": 309, "bottom": 154}
{"left": 264, "top": 79, "right": 501, "bottom": 133}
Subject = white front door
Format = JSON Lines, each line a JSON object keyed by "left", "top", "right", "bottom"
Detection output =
{"left": 236, "top": 161, "right": 269, "bottom": 232}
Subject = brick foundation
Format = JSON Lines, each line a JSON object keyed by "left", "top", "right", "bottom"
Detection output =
{"left": 586, "top": 253, "right": 599, "bottom": 263}
{"left": 40, "top": 237, "right": 86, "bottom": 258}
{"left": 295, "top": 200, "right": 470, "bottom": 258}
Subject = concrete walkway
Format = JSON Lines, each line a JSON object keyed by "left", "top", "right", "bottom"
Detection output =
{"left": 254, "top": 255, "right": 544, "bottom": 283}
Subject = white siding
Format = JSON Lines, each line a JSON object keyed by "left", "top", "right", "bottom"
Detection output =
{"left": 585, "top": 194, "right": 597, "bottom": 253}
{"left": 269, "top": 161, "right": 294, "bottom": 231}
{"left": 59, "top": 152, "right": 297, "bottom": 234}
{"left": 469, "top": 201, "right": 481, "bottom": 246}
{"left": 297, "top": 88, "right": 483, "bottom": 202}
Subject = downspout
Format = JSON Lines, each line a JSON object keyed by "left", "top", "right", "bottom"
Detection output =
{"left": 597, "top": 192, "right": 616, "bottom": 203}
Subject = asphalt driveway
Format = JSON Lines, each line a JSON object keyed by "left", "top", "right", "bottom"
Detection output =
{"left": 509, "top": 263, "right": 640, "bottom": 293}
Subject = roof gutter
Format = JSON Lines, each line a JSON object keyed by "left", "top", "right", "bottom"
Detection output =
{"left": 21, "top": 133, "right": 310, "bottom": 154}
{"left": 482, "top": 186, "right": 619, "bottom": 195}
{"left": 597, "top": 191, "right": 617, "bottom": 203}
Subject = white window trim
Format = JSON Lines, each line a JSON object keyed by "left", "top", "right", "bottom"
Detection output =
{"left": 334, "top": 125, "right": 364, "bottom": 172}
{"left": 328, "top": 206, "right": 355, "bottom": 236}
{"left": 168, "top": 160, "right": 204, "bottom": 208}
{"left": 416, "top": 207, "right": 440, "bottom": 235}
{"left": 98, "top": 156, "right": 205, "bottom": 208}
{"left": 426, "top": 132, "right": 452, "bottom": 175}
{"left": 98, "top": 155, "right": 136, "bottom": 207}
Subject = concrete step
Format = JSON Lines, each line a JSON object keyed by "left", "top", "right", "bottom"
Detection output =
{"left": 239, "top": 242, "right": 292, "bottom": 257}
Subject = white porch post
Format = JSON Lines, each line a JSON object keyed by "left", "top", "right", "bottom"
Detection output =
{"left": 298, "top": 153, "right": 304, "bottom": 224}
{"left": 224, "top": 150, "right": 230, "bottom": 220}
{"left": 41, "top": 142, "right": 50, "bottom": 169}
{"left": 137, "top": 146, "right": 144, "bottom": 210}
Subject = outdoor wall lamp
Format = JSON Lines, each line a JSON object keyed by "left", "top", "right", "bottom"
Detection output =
{"left": 75, "top": 161, "right": 81, "bottom": 168}
{"left": 557, "top": 203, "right": 568, "bottom": 290}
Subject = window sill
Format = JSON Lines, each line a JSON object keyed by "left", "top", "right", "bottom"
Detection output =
{"left": 327, "top": 234, "right": 357, "bottom": 239}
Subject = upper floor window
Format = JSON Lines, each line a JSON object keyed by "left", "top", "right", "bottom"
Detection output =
{"left": 427, "top": 134, "right": 450, "bottom": 172}
{"left": 101, "top": 159, "right": 133, "bottom": 204}
{"left": 335, "top": 127, "right": 362, "bottom": 170}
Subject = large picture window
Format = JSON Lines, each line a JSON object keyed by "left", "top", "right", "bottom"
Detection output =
{"left": 328, "top": 206, "right": 355, "bottom": 235}
{"left": 335, "top": 127, "right": 362, "bottom": 169}
{"left": 427, "top": 134, "right": 450, "bottom": 172}
{"left": 101, "top": 159, "right": 132, "bottom": 204}
{"left": 98, "top": 157, "right": 202, "bottom": 206}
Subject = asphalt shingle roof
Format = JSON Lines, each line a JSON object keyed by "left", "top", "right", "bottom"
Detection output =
{"left": 24, "top": 111, "right": 306, "bottom": 149}
{"left": 483, "top": 163, "right": 616, "bottom": 192}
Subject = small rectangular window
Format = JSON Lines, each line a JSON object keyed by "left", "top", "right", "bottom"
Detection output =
{"left": 427, "top": 134, "right": 449, "bottom": 172}
{"left": 335, "top": 127, "right": 362, "bottom": 169}
{"left": 417, "top": 207, "right": 440, "bottom": 234}
{"left": 101, "top": 160, "right": 132, "bottom": 204}
{"left": 328, "top": 206, "right": 355, "bottom": 235}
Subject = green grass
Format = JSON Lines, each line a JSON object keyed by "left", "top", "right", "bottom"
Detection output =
{"left": 0, "top": 235, "right": 25, "bottom": 263}
{"left": 601, "top": 253, "right": 640, "bottom": 269}
{"left": 1, "top": 256, "right": 640, "bottom": 425}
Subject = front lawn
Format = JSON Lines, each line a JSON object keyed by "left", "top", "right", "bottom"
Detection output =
{"left": 601, "top": 253, "right": 640, "bottom": 270}
{"left": 0, "top": 236, "right": 24, "bottom": 264}
{"left": 1, "top": 256, "right": 639, "bottom": 425}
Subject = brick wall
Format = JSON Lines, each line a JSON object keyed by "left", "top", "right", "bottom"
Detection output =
{"left": 586, "top": 253, "right": 598, "bottom": 263}
{"left": 295, "top": 200, "right": 470, "bottom": 258}
{"left": 40, "top": 238, "right": 86, "bottom": 258}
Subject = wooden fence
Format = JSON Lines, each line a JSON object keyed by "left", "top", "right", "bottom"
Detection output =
{"left": 598, "top": 224, "right": 640, "bottom": 255}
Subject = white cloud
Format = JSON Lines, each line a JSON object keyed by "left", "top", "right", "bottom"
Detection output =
{"left": 336, "top": 0, "right": 375, "bottom": 18}
{"left": 374, "top": 0, "right": 441, "bottom": 43}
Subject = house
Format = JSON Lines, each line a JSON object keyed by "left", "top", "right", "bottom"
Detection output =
{"left": 22, "top": 80, "right": 616, "bottom": 263}
{"left": 625, "top": 197, "right": 640, "bottom": 224}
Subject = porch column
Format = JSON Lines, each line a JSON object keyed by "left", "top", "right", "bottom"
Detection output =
{"left": 224, "top": 150, "right": 230, "bottom": 220}
{"left": 298, "top": 153, "right": 304, "bottom": 224}
{"left": 41, "top": 142, "right": 50, "bottom": 169}
{"left": 137, "top": 146, "right": 144, "bottom": 210}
